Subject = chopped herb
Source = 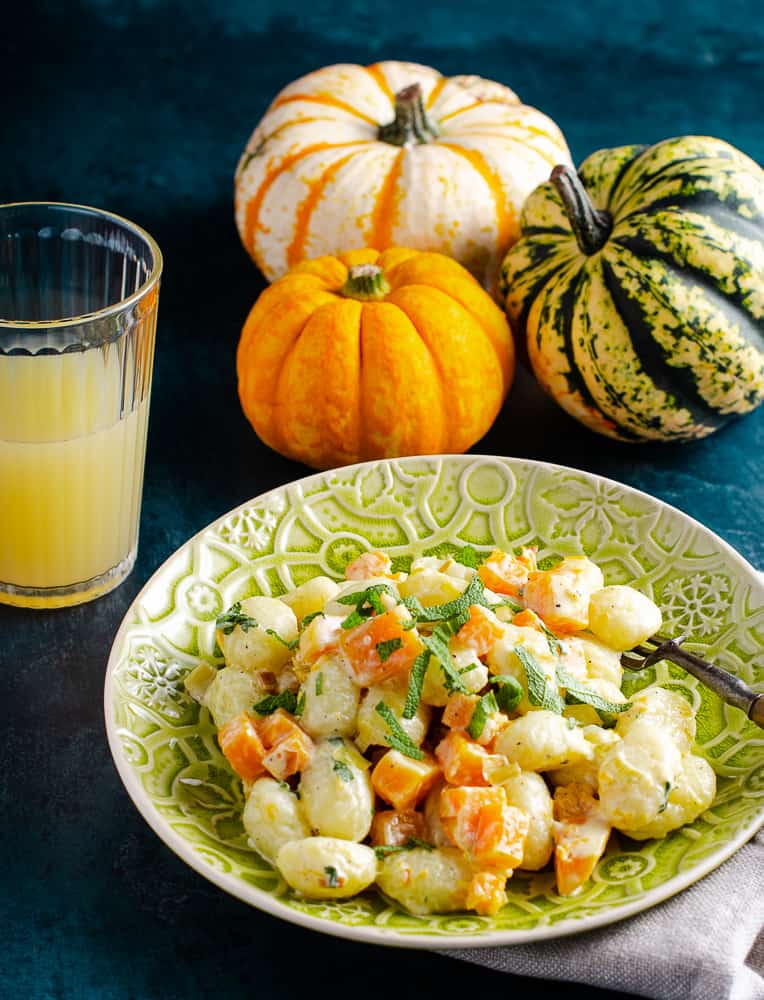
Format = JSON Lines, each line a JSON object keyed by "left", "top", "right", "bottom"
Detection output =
{"left": 373, "top": 838, "right": 433, "bottom": 860}
{"left": 374, "top": 701, "right": 424, "bottom": 760}
{"left": 390, "top": 555, "right": 413, "bottom": 574}
{"left": 340, "top": 609, "right": 366, "bottom": 630}
{"left": 403, "top": 650, "right": 431, "bottom": 719}
{"left": 328, "top": 736, "right": 344, "bottom": 746}
{"left": 490, "top": 674, "right": 523, "bottom": 713}
{"left": 400, "top": 618, "right": 418, "bottom": 631}
{"left": 557, "top": 666, "right": 631, "bottom": 714}
{"left": 514, "top": 644, "right": 564, "bottom": 713}
{"left": 252, "top": 690, "right": 298, "bottom": 715}
{"left": 416, "top": 573, "right": 487, "bottom": 623}
{"left": 488, "top": 597, "right": 523, "bottom": 615}
{"left": 376, "top": 637, "right": 403, "bottom": 663}
{"left": 215, "top": 602, "right": 258, "bottom": 635}
{"left": 324, "top": 866, "right": 340, "bottom": 888}
{"left": 467, "top": 691, "right": 499, "bottom": 740}
{"left": 453, "top": 546, "right": 484, "bottom": 569}
{"left": 537, "top": 554, "right": 564, "bottom": 571}
{"left": 337, "top": 583, "right": 396, "bottom": 609}
{"left": 294, "top": 691, "right": 306, "bottom": 717}
{"left": 535, "top": 620, "right": 563, "bottom": 657}
{"left": 658, "top": 781, "right": 673, "bottom": 813}
{"left": 421, "top": 627, "right": 468, "bottom": 694}
{"left": 278, "top": 780, "right": 291, "bottom": 791}
{"left": 332, "top": 758, "right": 354, "bottom": 783}
{"left": 401, "top": 595, "right": 426, "bottom": 620}
{"left": 314, "top": 671, "right": 324, "bottom": 696}
{"left": 300, "top": 610, "right": 324, "bottom": 629}
{"left": 265, "top": 628, "right": 298, "bottom": 650}
{"left": 338, "top": 583, "right": 397, "bottom": 630}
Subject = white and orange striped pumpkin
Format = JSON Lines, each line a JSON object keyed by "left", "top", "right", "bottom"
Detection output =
{"left": 234, "top": 61, "right": 572, "bottom": 291}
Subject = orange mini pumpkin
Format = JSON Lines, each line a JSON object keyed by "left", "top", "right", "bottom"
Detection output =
{"left": 236, "top": 247, "right": 514, "bottom": 469}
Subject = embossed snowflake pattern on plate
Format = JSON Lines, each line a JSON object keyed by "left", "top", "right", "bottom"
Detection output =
{"left": 105, "top": 456, "right": 764, "bottom": 948}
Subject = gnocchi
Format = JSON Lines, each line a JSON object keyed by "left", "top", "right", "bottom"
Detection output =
{"left": 299, "top": 738, "right": 374, "bottom": 842}
{"left": 217, "top": 596, "right": 298, "bottom": 674}
{"left": 193, "top": 544, "right": 715, "bottom": 913}
{"left": 299, "top": 653, "right": 359, "bottom": 740}
{"left": 242, "top": 777, "right": 311, "bottom": 863}
{"left": 276, "top": 837, "right": 377, "bottom": 898}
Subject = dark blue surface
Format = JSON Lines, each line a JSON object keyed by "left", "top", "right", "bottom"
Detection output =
{"left": 2, "top": 2, "right": 762, "bottom": 997}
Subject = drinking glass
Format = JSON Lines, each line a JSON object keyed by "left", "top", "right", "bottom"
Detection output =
{"left": 0, "top": 203, "right": 162, "bottom": 608}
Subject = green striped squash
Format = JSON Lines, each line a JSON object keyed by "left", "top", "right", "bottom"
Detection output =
{"left": 500, "top": 136, "right": 764, "bottom": 441}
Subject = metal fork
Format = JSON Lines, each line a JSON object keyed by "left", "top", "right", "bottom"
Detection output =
{"left": 621, "top": 634, "right": 764, "bottom": 730}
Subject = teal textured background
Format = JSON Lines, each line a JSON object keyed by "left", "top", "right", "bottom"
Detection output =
{"left": 1, "top": 1, "right": 763, "bottom": 996}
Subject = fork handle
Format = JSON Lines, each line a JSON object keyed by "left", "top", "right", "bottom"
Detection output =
{"left": 662, "top": 643, "right": 764, "bottom": 730}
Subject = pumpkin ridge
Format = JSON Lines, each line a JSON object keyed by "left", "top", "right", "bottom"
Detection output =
{"left": 243, "top": 296, "right": 331, "bottom": 454}
{"left": 442, "top": 115, "right": 566, "bottom": 148}
{"left": 425, "top": 76, "right": 448, "bottom": 109}
{"left": 552, "top": 266, "right": 604, "bottom": 412}
{"left": 286, "top": 152, "right": 363, "bottom": 269}
{"left": 366, "top": 150, "right": 404, "bottom": 248}
{"left": 438, "top": 143, "right": 516, "bottom": 256}
{"left": 568, "top": 261, "right": 692, "bottom": 440}
{"left": 386, "top": 291, "right": 455, "bottom": 452}
{"left": 243, "top": 142, "right": 369, "bottom": 255}
{"left": 600, "top": 255, "right": 725, "bottom": 426}
{"left": 618, "top": 194, "right": 764, "bottom": 243}
{"left": 271, "top": 93, "right": 378, "bottom": 126}
{"left": 595, "top": 145, "right": 649, "bottom": 207}
{"left": 609, "top": 151, "right": 719, "bottom": 214}
{"left": 398, "top": 279, "right": 508, "bottom": 379}
{"left": 363, "top": 63, "right": 395, "bottom": 103}
{"left": 511, "top": 258, "right": 576, "bottom": 362}
{"left": 442, "top": 132, "right": 559, "bottom": 169}
{"left": 612, "top": 230, "right": 764, "bottom": 351}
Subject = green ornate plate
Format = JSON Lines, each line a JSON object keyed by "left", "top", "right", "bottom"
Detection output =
{"left": 104, "top": 455, "right": 764, "bottom": 946}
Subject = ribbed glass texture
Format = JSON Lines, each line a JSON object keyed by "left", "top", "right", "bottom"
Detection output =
{"left": 0, "top": 203, "right": 162, "bottom": 608}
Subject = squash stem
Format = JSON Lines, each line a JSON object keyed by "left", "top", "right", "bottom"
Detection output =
{"left": 378, "top": 83, "right": 439, "bottom": 146}
{"left": 341, "top": 264, "right": 390, "bottom": 301}
{"left": 550, "top": 165, "right": 612, "bottom": 255}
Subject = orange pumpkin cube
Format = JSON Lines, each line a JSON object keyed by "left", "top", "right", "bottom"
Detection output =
{"left": 440, "top": 785, "right": 529, "bottom": 871}
{"left": 453, "top": 604, "right": 505, "bottom": 657}
{"left": 220, "top": 707, "right": 315, "bottom": 782}
{"left": 523, "top": 557, "right": 603, "bottom": 634}
{"left": 345, "top": 551, "right": 394, "bottom": 580}
{"left": 218, "top": 712, "right": 268, "bottom": 781}
{"left": 370, "top": 809, "right": 427, "bottom": 847}
{"left": 466, "top": 871, "right": 509, "bottom": 916}
{"left": 262, "top": 727, "right": 314, "bottom": 781}
{"left": 435, "top": 730, "right": 509, "bottom": 787}
{"left": 339, "top": 607, "right": 423, "bottom": 685}
{"left": 553, "top": 782, "right": 611, "bottom": 896}
{"left": 511, "top": 608, "right": 547, "bottom": 631}
{"left": 478, "top": 547, "right": 537, "bottom": 599}
{"left": 371, "top": 749, "right": 440, "bottom": 811}
{"left": 442, "top": 693, "right": 480, "bottom": 730}
{"left": 257, "top": 707, "right": 299, "bottom": 747}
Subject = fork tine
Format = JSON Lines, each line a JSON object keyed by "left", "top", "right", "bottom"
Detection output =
{"left": 620, "top": 653, "right": 647, "bottom": 671}
{"left": 631, "top": 645, "right": 656, "bottom": 657}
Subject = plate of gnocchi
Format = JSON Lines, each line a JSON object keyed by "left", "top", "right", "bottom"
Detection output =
{"left": 105, "top": 455, "right": 764, "bottom": 945}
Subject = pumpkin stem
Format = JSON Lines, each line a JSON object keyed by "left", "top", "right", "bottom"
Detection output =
{"left": 378, "top": 83, "right": 439, "bottom": 146}
{"left": 341, "top": 264, "right": 391, "bottom": 301}
{"left": 550, "top": 164, "right": 612, "bottom": 255}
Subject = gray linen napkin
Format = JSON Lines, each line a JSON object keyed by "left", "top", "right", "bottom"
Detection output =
{"left": 445, "top": 830, "right": 763, "bottom": 999}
